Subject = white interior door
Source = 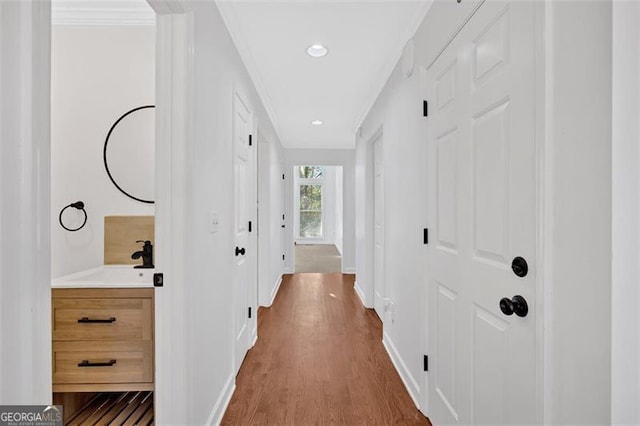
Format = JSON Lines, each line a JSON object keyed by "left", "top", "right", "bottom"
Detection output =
{"left": 426, "top": 1, "right": 537, "bottom": 424}
{"left": 281, "top": 165, "right": 287, "bottom": 268}
{"left": 373, "top": 135, "right": 385, "bottom": 318}
{"left": 233, "top": 92, "right": 252, "bottom": 373}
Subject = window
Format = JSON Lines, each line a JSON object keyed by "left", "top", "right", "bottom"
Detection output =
{"left": 298, "top": 165, "right": 323, "bottom": 179}
{"left": 297, "top": 166, "right": 323, "bottom": 238}
{"left": 299, "top": 184, "right": 322, "bottom": 238}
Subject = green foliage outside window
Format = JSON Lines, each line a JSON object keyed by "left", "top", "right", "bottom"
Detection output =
{"left": 299, "top": 184, "right": 322, "bottom": 237}
{"left": 298, "top": 166, "right": 323, "bottom": 179}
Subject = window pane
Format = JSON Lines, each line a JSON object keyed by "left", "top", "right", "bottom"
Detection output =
{"left": 300, "top": 185, "right": 322, "bottom": 211}
{"left": 300, "top": 212, "right": 322, "bottom": 238}
{"left": 298, "top": 166, "right": 323, "bottom": 179}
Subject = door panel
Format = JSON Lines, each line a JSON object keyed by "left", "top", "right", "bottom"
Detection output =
{"left": 427, "top": 1, "right": 537, "bottom": 424}
{"left": 436, "top": 129, "right": 458, "bottom": 251}
{"left": 233, "top": 93, "right": 251, "bottom": 373}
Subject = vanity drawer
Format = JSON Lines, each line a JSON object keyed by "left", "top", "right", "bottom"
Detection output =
{"left": 52, "top": 295, "right": 152, "bottom": 341}
{"left": 52, "top": 341, "right": 153, "bottom": 385}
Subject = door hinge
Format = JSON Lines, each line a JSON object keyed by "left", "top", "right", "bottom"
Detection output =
{"left": 282, "top": 214, "right": 285, "bottom": 220}
{"left": 248, "top": 307, "right": 252, "bottom": 318}
{"left": 423, "top": 228, "right": 429, "bottom": 245}
{"left": 424, "top": 355, "right": 429, "bottom": 372}
{"left": 282, "top": 173, "right": 285, "bottom": 180}
{"left": 282, "top": 254, "right": 285, "bottom": 261}
{"left": 248, "top": 221, "right": 252, "bottom": 232}
{"left": 249, "top": 134, "right": 253, "bottom": 146}
{"left": 153, "top": 273, "right": 164, "bottom": 287}
{"left": 423, "top": 100, "right": 428, "bottom": 117}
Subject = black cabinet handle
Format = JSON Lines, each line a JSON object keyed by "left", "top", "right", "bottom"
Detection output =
{"left": 235, "top": 246, "right": 246, "bottom": 256}
{"left": 78, "top": 359, "right": 117, "bottom": 367}
{"left": 78, "top": 317, "right": 116, "bottom": 323}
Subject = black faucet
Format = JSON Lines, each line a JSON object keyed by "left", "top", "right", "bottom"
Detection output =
{"left": 131, "top": 240, "right": 154, "bottom": 269}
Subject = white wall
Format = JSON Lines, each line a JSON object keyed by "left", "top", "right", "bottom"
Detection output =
{"left": 545, "top": 3, "right": 612, "bottom": 423}
{"left": 0, "top": 0, "right": 52, "bottom": 404}
{"left": 355, "top": 55, "right": 427, "bottom": 407}
{"left": 258, "top": 132, "right": 286, "bottom": 307}
{"left": 185, "top": 3, "right": 282, "bottom": 423}
{"left": 51, "top": 25, "right": 155, "bottom": 278}
{"left": 612, "top": 2, "right": 640, "bottom": 424}
{"left": 284, "top": 149, "right": 355, "bottom": 273}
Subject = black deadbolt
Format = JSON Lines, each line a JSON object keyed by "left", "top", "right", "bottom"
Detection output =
{"left": 499, "top": 295, "right": 528, "bottom": 317}
{"left": 511, "top": 256, "right": 528, "bottom": 277}
{"left": 235, "top": 246, "right": 246, "bottom": 256}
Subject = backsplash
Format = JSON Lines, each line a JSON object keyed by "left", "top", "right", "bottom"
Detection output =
{"left": 104, "top": 216, "right": 154, "bottom": 265}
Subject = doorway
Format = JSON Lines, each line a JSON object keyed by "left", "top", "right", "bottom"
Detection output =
{"left": 372, "top": 135, "right": 385, "bottom": 318}
{"left": 293, "top": 165, "right": 344, "bottom": 273}
{"left": 50, "top": 4, "right": 158, "bottom": 423}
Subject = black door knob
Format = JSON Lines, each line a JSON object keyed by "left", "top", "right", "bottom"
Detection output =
{"left": 500, "top": 297, "right": 514, "bottom": 315}
{"left": 235, "top": 246, "right": 246, "bottom": 256}
{"left": 511, "top": 257, "right": 528, "bottom": 277}
{"left": 499, "top": 295, "right": 528, "bottom": 317}
{"left": 511, "top": 295, "right": 528, "bottom": 317}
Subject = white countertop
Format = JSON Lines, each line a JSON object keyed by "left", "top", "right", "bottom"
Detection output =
{"left": 52, "top": 265, "right": 155, "bottom": 288}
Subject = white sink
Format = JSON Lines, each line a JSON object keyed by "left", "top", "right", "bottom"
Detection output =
{"left": 52, "top": 265, "right": 154, "bottom": 288}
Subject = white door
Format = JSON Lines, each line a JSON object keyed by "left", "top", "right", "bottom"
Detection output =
{"left": 426, "top": 1, "right": 537, "bottom": 424}
{"left": 233, "top": 92, "right": 252, "bottom": 373}
{"left": 281, "top": 166, "right": 287, "bottom": 268}
{"left": 373, "top": 135, "right": 385, "bottom": 318}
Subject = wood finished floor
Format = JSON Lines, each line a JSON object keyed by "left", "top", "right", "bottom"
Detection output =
{"left": 221, "top": 273, "right": 431, "bottom": 426}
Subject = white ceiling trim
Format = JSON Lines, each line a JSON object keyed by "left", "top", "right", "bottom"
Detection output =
{"left": 351, "top": 0, "right": 432, "bottom": 135}
{"left": 52, "top": 1, "right": 156, "bottom": 26}
{"left": 216, "top": 1, "right": 285, "bottom": 146}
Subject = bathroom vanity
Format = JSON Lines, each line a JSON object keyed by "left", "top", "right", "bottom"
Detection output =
{"left": 51, "top": 266, "right": 155, "bottom": 423}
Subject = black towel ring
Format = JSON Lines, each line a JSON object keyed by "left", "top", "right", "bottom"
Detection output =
{"left": 59, "top": 201, "right": 88, "bottom": 232}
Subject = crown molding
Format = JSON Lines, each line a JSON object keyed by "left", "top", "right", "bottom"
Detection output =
{"left": 52, "top": 1, "right": 156, "bottom": 26}
{"left": 352, "top": 0, "right": 433, "bottom": 134}
{"left": 216, "top": 1, "right": 285, "bottom": 146}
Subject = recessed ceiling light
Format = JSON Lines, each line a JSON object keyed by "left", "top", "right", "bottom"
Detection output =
{"left": 307, "top": 44, "right": 328, "bottom": 58}
{"left": 311, "top": 120, "right": 323, "bottom": 126}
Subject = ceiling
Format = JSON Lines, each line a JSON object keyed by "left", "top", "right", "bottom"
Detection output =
{"left": 52, "top": 0, "right": 431, "bottom": 149}
{"left": 217, "top": 1, "right": 431, "bottom": 149}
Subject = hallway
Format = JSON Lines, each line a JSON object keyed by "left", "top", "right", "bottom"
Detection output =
{"left": 221, "top": 273, "right": 430, "bottom": 425}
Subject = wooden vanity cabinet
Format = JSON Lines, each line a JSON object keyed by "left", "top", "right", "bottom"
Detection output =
{"left": 51, "top": 288, "right": 154, "bottom": 392}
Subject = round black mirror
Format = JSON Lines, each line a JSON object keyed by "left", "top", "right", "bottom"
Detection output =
{"left": 103, "top": 105, "right": 155, "bottom": 204}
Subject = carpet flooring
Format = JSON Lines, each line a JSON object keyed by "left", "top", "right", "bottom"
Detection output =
{"left": 294, "top": 244, "right": 342, "bottom": 273}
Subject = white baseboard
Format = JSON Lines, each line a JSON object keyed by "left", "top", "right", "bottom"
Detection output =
{"left": 206, "top": 372, "right": 236, "bottom": 426}
{"left": 354, "top": 280, "right": 368, "bottom": 308}
{"left": 342, "top": 266, "right": 356, "bottom": 274}
{"left": 267, "top": 274, "right": 283, "bottom": 307}
{"left": 382, "top": 332, "right": 422, "bottom": 411}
